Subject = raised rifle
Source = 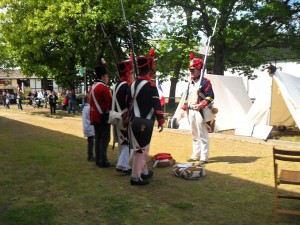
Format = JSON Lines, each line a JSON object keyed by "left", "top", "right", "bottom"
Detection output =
{"left": 120, "top": 0, "right": 138, "bottom": 78}
{"left": 99, "top": 20, "right": 120, "bottom": 72}
{"left": 199, "top": 18, "right": 218, "bottom": 87}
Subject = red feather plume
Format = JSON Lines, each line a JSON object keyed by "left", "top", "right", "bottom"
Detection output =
{"left": 149, "top": 48, "right": 155, "bottom": 57}
{"left": 189, "top": 53, "right": 194, "bottom": 60}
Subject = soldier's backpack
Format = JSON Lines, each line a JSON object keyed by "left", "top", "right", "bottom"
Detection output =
{"left": 173, "top": 164, "right": 206, "bottom": 180}
{"left": 152, "top": 153, "right": 176, "bottom": 168}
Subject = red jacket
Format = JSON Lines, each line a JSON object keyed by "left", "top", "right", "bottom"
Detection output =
{"left": 89, "top": 81, "right": 112, "bottom": 125}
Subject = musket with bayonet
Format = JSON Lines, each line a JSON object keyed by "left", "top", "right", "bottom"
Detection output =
{"left": 120, "top": 0, "right": 138, "bottom": 78}
{"left": 198, "top": 18, "right": 218, "bottom": 116}
{"left": 99, "top": 20, "right": 120, "bottom": 72}
{"left": 184, "top": 18, "right": 218, "bottom": 103}
{"left": 199, "top": 18, "right": 218, "bottom": 87}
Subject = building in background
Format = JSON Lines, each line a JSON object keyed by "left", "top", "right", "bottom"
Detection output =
{"left": 0, "top": 69, "right": 62, "bottom": 95}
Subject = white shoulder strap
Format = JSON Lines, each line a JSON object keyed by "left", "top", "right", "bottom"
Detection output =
{"left": 112, "top": 82, "right": 126, "bottom": 112}
{"left": 132, "top": 80, "right": 154, "bottom": 118}
{"left": 91, "top": 83, "right": 103, "bottom": 114}
{"left": 111, "top": 84, "right": 116, "bottom": 111}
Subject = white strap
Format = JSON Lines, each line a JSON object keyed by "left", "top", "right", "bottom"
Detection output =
{"left": 131, "top": 80, "right": 153, "bottom": 118}
{"left": 111, "top": 84, "right": 117, "bottom": 111}
{"left": 91, "top": 83, "right": 103, "bottom": 114}
{"left": 112, "top": 82, "right": 126, "bottom": 112}
{"left": 146, "top": 108, "right": 154, "bottom": 119}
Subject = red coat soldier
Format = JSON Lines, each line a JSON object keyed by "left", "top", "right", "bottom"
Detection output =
{"left": 89, "top": 59, "right": 112, "bottom": 167}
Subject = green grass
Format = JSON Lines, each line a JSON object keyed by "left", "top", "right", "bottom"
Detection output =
{"left": 0, "top": 108, "right": 300, "bottom": 225}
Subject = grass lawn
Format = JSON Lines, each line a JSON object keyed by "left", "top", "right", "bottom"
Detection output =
{"left": 0, "top": 105, "right": 300, "bottom": 225}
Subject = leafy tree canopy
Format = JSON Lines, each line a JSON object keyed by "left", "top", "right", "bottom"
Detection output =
{"left": 154, "top": 0, "right": 300, "bottom": 78}
{"left": 0, "top": 0, "right": 154, "bottom": 89}
{"left": 0, "top": 0, "right": 299, "bottom": 94}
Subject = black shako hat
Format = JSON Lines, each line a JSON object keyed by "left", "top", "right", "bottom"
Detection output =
{"left": 137, "top": 49, "right": 155, "bottom": 75}
{"left": 95, "top": 58, "right": 107, "bottom": 79}
{"left": 117, "top": 59, "right": 132, "bottom": 78}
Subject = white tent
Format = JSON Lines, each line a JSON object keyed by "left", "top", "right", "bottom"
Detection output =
{"left": 235, "top": 70, "right": 300, "bottom": 139}
{"left": 171, "top": 74, "right": 252, "bottom": 131}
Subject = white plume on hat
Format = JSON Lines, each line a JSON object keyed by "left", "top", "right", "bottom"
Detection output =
{"left": 101, "top": 58, "right": 106, "bottom": 64}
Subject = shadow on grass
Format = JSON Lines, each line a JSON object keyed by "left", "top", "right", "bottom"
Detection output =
{"left": 0, "top": 115, "right": 299, "bottom": 225}
{"left": 209, "top": 156, "right": 261, "bottom": 164}
{"left": 29, "top": 109, "right": 82, "bottom": 119}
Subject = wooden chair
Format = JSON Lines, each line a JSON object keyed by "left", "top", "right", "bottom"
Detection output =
{"left": 273, "top": 146, "right": 300, "bottom": 222}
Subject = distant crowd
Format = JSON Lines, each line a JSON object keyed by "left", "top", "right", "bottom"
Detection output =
{"left": 1, "top": 88, "right": 83, "bottom": 114}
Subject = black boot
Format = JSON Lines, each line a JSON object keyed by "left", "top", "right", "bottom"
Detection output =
{"left": 130, "top": 178, "right": 149, "bottom": 185}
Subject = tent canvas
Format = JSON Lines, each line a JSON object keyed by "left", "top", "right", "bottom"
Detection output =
{"left": 172, "top": 74, "right": 252, "bottom": 131}
{"left": 235, "top": 70, "right": 300, "bottom": 139}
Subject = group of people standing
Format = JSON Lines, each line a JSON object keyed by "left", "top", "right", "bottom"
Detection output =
{"left": 82, "top": 50, "right": 164, "bottom": 186}
{"left": 2, "top": 87, "right": 24, "bottom": 110}
{"left": 2, "top": 90, "right": 11, "bottom": 109}
{"left": 82, "top": 50, "right": 214, "bottom": 186}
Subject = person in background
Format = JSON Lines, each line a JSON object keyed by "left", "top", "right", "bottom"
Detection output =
{"left": 182, "top": 53, "right": 215, "bottom": 166}
{"left": 2, "top": 91, "right": 6, "bottom": 108}
{"left": 5, "top": 91, "right": 10, "bottom": 109}
{"left": 127, "top": 49, "right": 165, "bottom": 185}
{"left": 42, "top": 89, "right": 48, "bottom": 108}
{"left": 16, "top": 87, "right": 23, "bottom": 110}
{"left": 67, "top": 89, "right": 77, "bottom": 114}
{"left": 26, "top": 91, "right": 32, "bottom": 106}
{"left": 114, "top": 59, "right": 134, "bottom": 174}
{"left": 37, "top": 90, "right": 43, "bottom": 99}
{"left": 82, "top": 94, "right": 95, "bottom": 162}
{"left": 48, "top": 91, "right": 58, "bottom": 115}
{"left": 62, "top": 96, "right": 68, "bottom": 111}
{"left": 89, "top": 59, "right": 112, "bottom": 168}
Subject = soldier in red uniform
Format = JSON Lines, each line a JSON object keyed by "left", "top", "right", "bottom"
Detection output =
{"left": 89, "top": 59, "right": 112, "bottom": 168}
{"left": 113, "top": 59, "right": 134, "bottom": 174}
{"left": 127, "top": 49, "right": 165, "bottom": 185}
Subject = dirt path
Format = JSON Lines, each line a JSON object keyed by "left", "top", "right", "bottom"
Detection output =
{"left": 1, "top": 105, "right": 299, "bottom": 150}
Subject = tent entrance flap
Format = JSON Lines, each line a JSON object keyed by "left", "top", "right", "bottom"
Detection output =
{"left": 270, "top": 76, "right": 296, "bottom": 127}
{"left": 235, "top": 70, "right": 300, "bottom": 140}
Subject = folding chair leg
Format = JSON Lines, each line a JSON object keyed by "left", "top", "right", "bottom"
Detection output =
{"left": 274, "top": 183, "right": 279, "bottom": 222}
{"left": 274, "top": 211, "right": 279, "bottom": 223}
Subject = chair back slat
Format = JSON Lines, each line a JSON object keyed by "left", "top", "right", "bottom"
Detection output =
{"left": 273, "top": 147, "right": 300, "bottom": 162}
{"left": 274, "top": 148, "right": 300, "bottom": 157}
{"left": 274, "top": 155, "right": 300, "bottom": 162}
{"left": 272, "top": 146, "right": 300, "bottom": 221}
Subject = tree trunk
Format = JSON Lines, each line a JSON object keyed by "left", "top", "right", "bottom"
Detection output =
{"left": 169, "top": 77, "right": 178, "bottom": 106}
{"left": 214, "top": 43, "right": 225, "bottom": 75}
{"left": 168, "top": 61, "right": 182, "bottom": 108}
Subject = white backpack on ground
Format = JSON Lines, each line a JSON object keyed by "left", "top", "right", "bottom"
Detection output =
{"left": 173, "top": 164, "right": 206, "bottom": 180}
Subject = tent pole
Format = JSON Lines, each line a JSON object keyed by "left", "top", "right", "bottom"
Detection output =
{"left": 267, "top": 77, "right": 274, "bottom": 126}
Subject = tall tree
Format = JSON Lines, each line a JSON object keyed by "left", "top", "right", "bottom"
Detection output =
{"left": 0, "top": 0, "right": 154, "bottom": 89}
{"left": 151, "top": 5, "right": 200, "bottom": 107}
{"left": 154, "top": 0, "right": 300, "bottom": 79}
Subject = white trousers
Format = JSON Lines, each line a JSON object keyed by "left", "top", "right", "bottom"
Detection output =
{"left": 115, "top": 127, "right": 131, "bottom": 170}
{"left": 131, "top": 148, "right": 149, "bottom": 180}
{"left": 188, "top": 109, "right": 209, "bottom": 161}
{"left": 128, "top": 124, "right": 150, "bottom": 179}
{"left": 116, "top": 144, "right": 131, "bottom": 170}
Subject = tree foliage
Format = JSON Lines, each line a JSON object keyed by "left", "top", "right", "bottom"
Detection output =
{"left": 151, "top": 5, "right": 201, "bottom": 106}
{"left": 1, "top": 0, "right": 299, "bottom": 96}
{"left": 154, "top": 0, "right": 300, "bottom": 78}
{"left": 0, "top": 0, "right": 154, "bottom": 89}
